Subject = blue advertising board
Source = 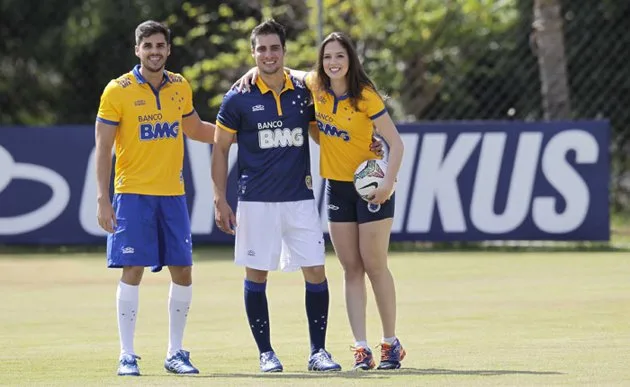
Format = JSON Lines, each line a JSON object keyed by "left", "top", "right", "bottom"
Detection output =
{"left": 0, "top": 121, "right": 610, "bottom": 244}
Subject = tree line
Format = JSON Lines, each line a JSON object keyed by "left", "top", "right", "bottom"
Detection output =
{"left": 1, "top": 0, "right": 628, "bottom": 142}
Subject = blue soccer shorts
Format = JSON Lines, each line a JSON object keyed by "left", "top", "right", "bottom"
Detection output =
{"left": 326, "top": 180, "right": 395, "bottom": 224}
{"left": 107, "top": 194, "right": 193, "bottom": 269}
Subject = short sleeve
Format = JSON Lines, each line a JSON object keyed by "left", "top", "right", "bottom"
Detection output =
{"left": 182, "top": 77, "right": 195, "bottom": 118}
{"left": 216, "top": 90, "right": 240, "bottom": 133}
{"left": 96, "top": 81, "right": 122, "bottom": 125}
{"left": 306, "top": 105, "right": 316, "bottom": 123}
{"left": 304, "top": 71, "right": 320, "bottom": 123}
{"left": 361, "top": 87, "right": 387, "bottom": 120}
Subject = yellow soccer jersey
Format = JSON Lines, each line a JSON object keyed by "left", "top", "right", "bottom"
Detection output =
{"left": 96, "top": 65, "right": 194, "bottom": 196}
{"left": 305, "top": 72, "right": 387, "bottom": 181}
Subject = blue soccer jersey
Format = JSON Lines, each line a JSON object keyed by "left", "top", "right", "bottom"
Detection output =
{"left": 216, "top": 72, "right": 316, "bottom": 202}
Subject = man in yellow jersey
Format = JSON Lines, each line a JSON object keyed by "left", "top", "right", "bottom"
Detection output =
{"left": 95, "top": 20, "right": 215, "bottom": 377}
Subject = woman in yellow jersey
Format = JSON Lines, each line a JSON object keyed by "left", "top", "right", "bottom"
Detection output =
{"left": 307, "top": 32, "right": 405, "bottom": 371}
{"left": 237, "top": 31, "right": 405, "bottom": 370}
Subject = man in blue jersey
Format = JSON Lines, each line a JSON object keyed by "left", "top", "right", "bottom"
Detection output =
{"left": 211, "top": 19, "right": 342, "bottom": 373}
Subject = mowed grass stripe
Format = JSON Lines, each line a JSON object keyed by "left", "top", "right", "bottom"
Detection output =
{"left": 0, "top": 251, "right": 628, "bottom": 386}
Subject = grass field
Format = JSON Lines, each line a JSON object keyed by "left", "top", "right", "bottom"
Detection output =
{"left": 1, "top": 249, "right": 629, "bottom": 386}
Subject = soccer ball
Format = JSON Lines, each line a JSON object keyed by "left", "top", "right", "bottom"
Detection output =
{"left": 353, "top": 159, "right": 389, "bottom": 201}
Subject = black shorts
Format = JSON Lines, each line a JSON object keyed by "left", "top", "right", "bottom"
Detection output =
{"left": 326, "top": 179, "right": 395, "bottom": 224}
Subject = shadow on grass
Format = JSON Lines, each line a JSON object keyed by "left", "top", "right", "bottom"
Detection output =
{"left": 150, "top": 367, "right": 563, "bottom": 379}
{"left": 3, "top": 240, "right": 629, "bottom": 256}
{"left": 0, "top": 244, "right": 107, "bottom": 255}
{"left": 0, "top": 244, "right": 235, "bottom": 259}
{"left": 389, "top": 241, "right": 630, "bottom": 253}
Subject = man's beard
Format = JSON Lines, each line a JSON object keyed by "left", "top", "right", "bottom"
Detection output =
{"left": 260, "top": 65, "right": 281, "bottom": 76}
{"left": 142, "top": 59, "right": 165, "bottom": 73}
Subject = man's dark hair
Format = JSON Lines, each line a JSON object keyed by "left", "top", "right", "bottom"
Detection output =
{"left": 250, "top": 19, "right": 286, "bottom": 50}
{"left": 135, "top": 20, "right": 170, "bottom": 45}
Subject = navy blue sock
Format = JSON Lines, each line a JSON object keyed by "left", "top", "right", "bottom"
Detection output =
{"left": 305, "top": 279, "right": 330, "bottom": 354}
{"left": 244, "top": 279, "right": 272, "bottom": 354}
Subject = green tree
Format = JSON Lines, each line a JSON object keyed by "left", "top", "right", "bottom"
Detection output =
{"left": 172, "top": 0, "right": 528, "bottom": 122}
{"left": 167, "top": 1, "right": 314, "bottom": 121}
{"left": 559, "top": 0, "right": 630, "bottom": 210}
{"left": 533, "top": 0, "right": 571, "bottom": 119}
{"left": 0, "top": 0, "right": 183, "bottom": 125}
{"left": 0, "top": 1, "right": 75, "bottom": 124}
{"left": 315, "top": 0, "right": 527, "bottom": 121}
{"left": 57, "top": 0, "right": 183, "bottom": 123}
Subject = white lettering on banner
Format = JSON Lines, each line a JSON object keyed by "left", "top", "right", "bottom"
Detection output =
{"left": 408, "top": 133, "right": 481, "bottom": 232}
{"left": 187, "top": 139, "right": 239, "bottom": 234}
{"left": 392, "top": 133, "right": 420, "bottom": 233}
{"left": 533, "top": 130, "right": 598, "bottom": 232}
{"left": 0, "top": 127, "right": 603, "bottom": 238}
{"left": 0, "top": 145, "right": 70, "bottom": 235}
{"left": 470, "top": 132, "right": 542, "bottom": 233}
{"left": 185, "top": 139, "right": 213, "bottom": 233}
{"left": 79, "top": 148, "right": 108, "bottom": 236}
{"left": 407, "top": 130, "right": 597, "bottom": 234}
{"left": 306, "top": 140, "right": 329, "bottom": 232}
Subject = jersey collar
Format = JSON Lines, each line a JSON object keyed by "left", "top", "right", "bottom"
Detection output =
{"left": 132, "top": 64, "right": 171, "bottom": 85}
{"left": 255, "top": 71, "right": 295, "bottom": 95}
{"left": 326, "top": 87, "right": 349, "bottom": 100}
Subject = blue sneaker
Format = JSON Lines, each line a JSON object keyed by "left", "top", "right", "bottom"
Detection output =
{"left": 352, "top": 347, "right": 375, "bottom": 370}
{"left": 164, "top": 350, "right": 200, "bottom": 374}
{"left": 117, "top": 354, "right": 141, "bottom": 376}
{"left": 308, "top": 348, "right": 342, "bottom": 371}
{"left": 260, "top": 351, "right": 283, "bottom": 373}
{"left": 377, "top": 338, "right": 406, "bottom": 370}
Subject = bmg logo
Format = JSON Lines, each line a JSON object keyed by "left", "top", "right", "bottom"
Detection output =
{"left": 259, "top": 127, "right": 304, "bottom": 149}
{"left": 139, "top": 121, "right": 180, "bottom": 140}
{"left": 318, "top": 121, "right": 350, "bottom": 141}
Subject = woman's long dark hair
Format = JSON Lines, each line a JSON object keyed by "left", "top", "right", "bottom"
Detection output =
{"left": 314, "top": 32, "right": 381, "bottom": 112}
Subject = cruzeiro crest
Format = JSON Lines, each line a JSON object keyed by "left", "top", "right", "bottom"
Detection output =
{"left": 367, "top": 202, "right": 381, "bottom": 213}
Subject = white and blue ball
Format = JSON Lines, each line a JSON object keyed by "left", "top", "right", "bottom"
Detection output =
{"left": 353, "top": 159, "right": 389, "bottom": 201}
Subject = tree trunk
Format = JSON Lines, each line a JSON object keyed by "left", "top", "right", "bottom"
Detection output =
{"left": 533, "top": 0, "right": 571, "bottom": 119}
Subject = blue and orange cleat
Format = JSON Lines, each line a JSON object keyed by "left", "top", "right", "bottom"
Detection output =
{"left": 308, "top": 348, "right": 342, "bottom": 371}
{"left": 260, "top": 351, "right": 283, "bottom": 373}
{"left": 376, "top": 338, "right": 406, "bottom": 370}
{"left": 164, "top": 349, "right": 200, "bottom": 374}
{"left": 351, "top": 346, "right": 375, "bottom": 370}
{"left": 117, "top": 354, "right": 141, "bottom": 376}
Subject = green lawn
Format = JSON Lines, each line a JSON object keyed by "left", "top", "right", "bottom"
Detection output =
{"left": 1, "top": 250, "right": 629, "bottom": 386}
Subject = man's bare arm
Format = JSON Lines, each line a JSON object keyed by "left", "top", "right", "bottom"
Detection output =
{"left": 183, "top": 111, "right": 216, "bottom": 144}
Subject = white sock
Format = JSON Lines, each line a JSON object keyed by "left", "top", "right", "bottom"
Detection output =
{"left": 168, "top": 282, "right": 192, "bottom": 357}
{"left": 117, "top": 282, "right": 139, "bottom": 357}
{"left": 354, "top": 340, "right": 369, "bottom": 349}
{"left": 382, "top": 336, "right": 397, "bottom": 345}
